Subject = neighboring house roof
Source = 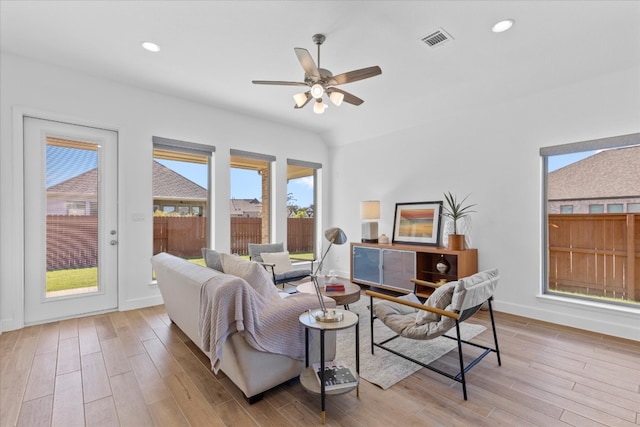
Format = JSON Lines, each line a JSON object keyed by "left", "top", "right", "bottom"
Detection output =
{"left": 47, "top": 161, "right": 207, "bottom": 201}
{"left": 230, "top": 198, "right": 262, "bottom": 215}
{"left": 48, "top": 168, "right": 98, "bottom": 195}
{"left": 152, "top": 161, "right": 206, "bottom": 201}
{"left": 548, "top": 146, "right": 640, "bottom": 200}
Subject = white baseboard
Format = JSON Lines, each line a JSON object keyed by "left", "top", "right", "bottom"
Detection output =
{"left": 494, "top": 299, "right": 640, "bottom": 342}
{"left": 119, "top": 295, "right": 164, "bottom": 311}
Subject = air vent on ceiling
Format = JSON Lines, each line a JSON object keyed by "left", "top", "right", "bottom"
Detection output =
{"left": 420, "top": 28, "right": 453, "bottom": 48}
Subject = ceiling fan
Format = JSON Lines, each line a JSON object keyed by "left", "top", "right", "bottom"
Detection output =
{"left": 252, "top": 33, "right": 382, "bottom": 114}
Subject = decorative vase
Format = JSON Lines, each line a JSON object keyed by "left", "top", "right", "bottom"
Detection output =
{"left": 435, "top": 254, "right": 450, "bottom": 274}
{"left": 442, "top": 217, "right": 472, "bottom": 249}
{"left": 448, "top": 234, "right": 466, "bottom": 251}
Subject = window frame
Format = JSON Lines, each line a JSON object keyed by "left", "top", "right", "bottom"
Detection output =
{"left": 540, "top": 133, "right": 640, "bottom": 307}
{"left": 287, "top": 158, "right": 322, "bottom": 260}
{"left": 152, "top": 136, "right": 214, "bottom": 256}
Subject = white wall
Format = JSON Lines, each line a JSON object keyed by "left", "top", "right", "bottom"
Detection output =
{"left": 0, "top": 53, "right": 328, "bottom": 331}
{"left": 329, "top": 66, "right": 640, "bottom": 341}
{"left": 2, "top": 52, "right": 639, "bottom": 342}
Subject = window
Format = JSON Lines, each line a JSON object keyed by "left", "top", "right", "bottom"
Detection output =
{"left": 542, "top": 135, "right": 640, "bottom": 307}
{"left": 287, "top": 159, "right": 321, "bottom": 261}
{"left": 152, "top": 136, "right": 214, "bottom": 262}
{"left": 589, "top": 204, "right": 604, "bottom": 213}
{"left": 607, "top": 204, "right": 623, "bottom": 213}
{"left": 628, "top": 203, "right": 640, "bottom": 213}
{"left": 230, "top": 150, "right": 274, "bottom": 255}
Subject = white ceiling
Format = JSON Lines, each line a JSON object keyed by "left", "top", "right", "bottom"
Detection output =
{"left": 1, "top": 1, "right": 639, "bottom": 146}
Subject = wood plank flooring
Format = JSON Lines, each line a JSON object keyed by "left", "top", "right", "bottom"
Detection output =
{"left": 1, "top": 301, "right": 638, "bottom": 426}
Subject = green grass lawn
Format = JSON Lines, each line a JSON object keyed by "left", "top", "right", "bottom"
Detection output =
{"left": 46, "top": 267, "right": 98, "bottom": 292}
{"left": 47, "top": 253, "right": 313, "bottom": 292}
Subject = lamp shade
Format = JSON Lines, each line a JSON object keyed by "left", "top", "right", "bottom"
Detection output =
{"left": 293, "top": 92, "right": 309, "bottom": 107}
{"left": 313, "top": 99, "right": 326, "bottom": 114}
{"left": 324, "top": 227, "right": 347, "bottom": 245}
{"left": 360, "top": 200, "right": 380, "bottom": 220}
{"left": 329, "top": 91, "right": 344, "bottom": 106}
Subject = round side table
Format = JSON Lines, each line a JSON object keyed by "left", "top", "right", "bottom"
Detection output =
{"left": 299, "top": 309, "right": 359, "bottom": 424}
{"left": 296, "top": 280, "right": 362, "bottom": 309}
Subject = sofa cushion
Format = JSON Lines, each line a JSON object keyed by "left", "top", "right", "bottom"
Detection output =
{"left": 220, "top": 253, "right": 279, "bottom": 300}
{"left": 202, "top": 248, "right": 224, "bottom": 272}
{"left": 260, "top": 251, "right": 293, "bottom": 274}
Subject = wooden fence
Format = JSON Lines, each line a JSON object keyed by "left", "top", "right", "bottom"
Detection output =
{"left": 47, "top": 215, "right": 98, "bottom": 270}
{"left": 154, "top": 216, "right": 315, "bottom": 257}
{"left": 47, "top": 216, "right": 315, "bottom": 270}
{"left": 548, "top": 213, "right": 640, "bottom": 302}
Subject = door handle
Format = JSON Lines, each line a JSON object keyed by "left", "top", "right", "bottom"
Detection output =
{"left": 110, "top": 240, "right": 118, "bottom": 245}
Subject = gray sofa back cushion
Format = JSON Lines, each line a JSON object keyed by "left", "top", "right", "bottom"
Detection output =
{"left": 202, "top": 248, "right": 224, "bottom": 272}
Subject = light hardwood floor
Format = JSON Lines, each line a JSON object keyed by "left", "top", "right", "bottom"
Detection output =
{"left": 1, "top": 299, "right": 639, "bottom": 426}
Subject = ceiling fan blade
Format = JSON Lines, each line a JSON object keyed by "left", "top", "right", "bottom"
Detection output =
{"left": 252, "top": 80, "right": 308, "bottom": 86}
{"left": 294, "top": 48, "right": 320, "bottom": 78}
{"left": 293, "top": 92, "right": 312, "bottom": 109}
{"left": 329, "top": 66, "right": 382, "bottom": 85}
{"left": 328, "top": 88, "right": 364, "bottom": 106}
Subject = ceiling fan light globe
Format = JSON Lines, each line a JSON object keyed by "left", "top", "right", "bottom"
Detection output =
{"left": 310, "top": 83, "right": 324, "bottom": 98}
{"left": 313, "top": 99, "right": 326, "bottom": 114}
{"left": 293, "top": 92, "right": 308, "bottom": 107}
{"left": 329, "top": 91, "right": 344, "bottom": 106}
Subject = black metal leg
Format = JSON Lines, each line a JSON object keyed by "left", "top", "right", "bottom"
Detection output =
{"left": 369, "top": 295, "right": 375, "bottom": 354}
{"left": 488, "top": 298, "right": 501, "bottom": 366}
{"left": 355, "top": 313, "right": 360, "bottom": 397}
{"left": 305, "top": 327, "right": 309, "bottom": 368}
{"left": 320, "top": 329, "right": 325, "bottom": 424}
{"left": 455, "top": 321, "right": 468, "bottom": 400}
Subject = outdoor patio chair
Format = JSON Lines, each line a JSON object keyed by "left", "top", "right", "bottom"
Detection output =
{"left": 247, "top": 242, "right": 314, "bottom": 288}
{"left": 365, "top": 268, "right": 501, "bottom": 400}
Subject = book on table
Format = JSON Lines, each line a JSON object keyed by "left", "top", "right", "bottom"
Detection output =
{"left": 312, "top": 360, "right": 357, "bottom": 390}
{"left": 324, "top": 284, "right": 345, "bottom": 292}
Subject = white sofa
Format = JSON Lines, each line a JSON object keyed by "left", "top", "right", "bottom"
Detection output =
{"left": 150, "top": 252, "right": 336, "bottom": 402}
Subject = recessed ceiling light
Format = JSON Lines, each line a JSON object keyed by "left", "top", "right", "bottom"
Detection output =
{"left": 492, "top": 19, "right": 514, "bottom": 33}
{"left": 141, "top": 41, "right": 160, "bottom": 52}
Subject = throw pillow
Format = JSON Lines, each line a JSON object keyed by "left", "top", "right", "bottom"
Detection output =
{"left": 220, "top": 253, "right": 279, "bottom": 299}
{"left": 415, "top": 281, "right": 457, "bottom": 325}
{"left": 260, "top": 251, "right": 293, "bottom": 274}
{"left": 201, "top": 248, "right": 223, "bottom": 272}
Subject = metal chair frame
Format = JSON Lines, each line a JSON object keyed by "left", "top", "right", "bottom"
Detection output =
{"left": 366, "top": 290, "right": 501, "bottom": 400}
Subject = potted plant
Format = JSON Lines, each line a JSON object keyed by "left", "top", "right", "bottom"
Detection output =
{"left": 442, "top": 192, "right": 476, "bottom": 250}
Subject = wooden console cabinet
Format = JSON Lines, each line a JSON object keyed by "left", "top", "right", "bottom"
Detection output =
{"left": 350, "top": 242, "right": 478, "bottom": 298}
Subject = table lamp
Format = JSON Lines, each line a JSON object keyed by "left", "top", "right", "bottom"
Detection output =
{"left": 312, "top": 227, "right": 347, "bottom": 323}
{"left": 360, "top": 200, "right": 380, "bottom": 243}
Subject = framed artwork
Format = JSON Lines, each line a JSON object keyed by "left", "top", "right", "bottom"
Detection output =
{"left": 392, "top": 201, "right": 443, "bottom": 246}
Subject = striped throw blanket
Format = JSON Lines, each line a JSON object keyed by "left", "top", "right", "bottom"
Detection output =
{"left": 199, "top": 274, "right": 332, "bottom": 372}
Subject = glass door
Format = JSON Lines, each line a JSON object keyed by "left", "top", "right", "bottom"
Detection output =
{"left": 24, "top": 117, "right": 118, "bottom": 323}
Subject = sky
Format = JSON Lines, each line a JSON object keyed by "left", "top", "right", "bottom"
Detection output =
{"left": 156, "top": 159, "right": 314, "bottom": 207}
{"left": 547, "top": 151, "right": 597, "bottom": 172}
{"left": 47, "top": 147, "right": 598, "bottom": 205}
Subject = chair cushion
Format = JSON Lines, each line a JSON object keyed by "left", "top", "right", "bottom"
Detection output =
{"left": 247, "top": 243, "right": 284, "bottom": 263}
{"left": 451, "top": 269, "right": 499, "bottom": 312}
{"left": 201, "top": 248, "right": 223, "bottom": 272}
{"left": 220, "top": 253, "right": 279, "bottom": 300}
{"left": 373, "top": 293, "right": 456, "bottom": 339}
{"left": 275, "top": 268, "right": 312, "bottom": 282}
{"left": 415, "top": 281, "right": 457, "bottom": 325}
{"left": 260, "top": 251, "right": 293, "bottom": 274}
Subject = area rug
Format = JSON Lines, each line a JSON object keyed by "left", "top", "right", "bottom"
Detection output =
{"left": 334, "top": 297, "right": 486, "bottom": 390}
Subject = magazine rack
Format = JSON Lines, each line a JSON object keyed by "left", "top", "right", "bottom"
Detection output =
{"left": 299, "top": 309, "right": 359, "bottom": 424}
